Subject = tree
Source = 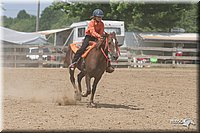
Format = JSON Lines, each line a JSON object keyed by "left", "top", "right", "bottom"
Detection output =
{"left": 9, "top": 17, "right": 36, "bottom": 32}
{"left": 52, "top": 1, "right": 197, "bottom": 32}
{"left": 39, "top": 6, "right": 79, "bottom": 30}
{"left": 3, "top": 9, "right": 37, "bottom": 32}
{"left": 17, "top": 10, "right": 30, "bottom": 19}
{"left": 176, "top": 4, "right": 198, "bottom": 32}
{"left": 2, "top": 2, "right": 197, "bottom": 33}
{"left": 2, "top": 16, "right": 14, "bottom": 27}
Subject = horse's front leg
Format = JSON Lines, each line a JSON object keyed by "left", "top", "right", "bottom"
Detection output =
{"left": 81, "top": 74, "right": 91, "bottom": 97}
{"left": 89, "top": 76, "right": 101, "bottom": 107}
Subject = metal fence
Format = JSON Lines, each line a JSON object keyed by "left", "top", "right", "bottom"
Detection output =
{"left": 2, "top": 45, "right": 199, "bottom": 68}
{"left": 113, "top": 47, "right": 199, "bottom": 68}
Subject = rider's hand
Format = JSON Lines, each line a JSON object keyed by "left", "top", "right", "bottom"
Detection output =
{"left": 98, "top": 36, "right": 103, "bottom": 41}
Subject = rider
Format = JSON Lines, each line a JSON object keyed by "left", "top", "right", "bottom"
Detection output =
{"left": 69, "top": 9, "right": 114, "bottom": 73}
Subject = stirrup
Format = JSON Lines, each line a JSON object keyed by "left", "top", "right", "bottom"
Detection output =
{"left": 69, "top": 62, "right": 76, "bottom": 70}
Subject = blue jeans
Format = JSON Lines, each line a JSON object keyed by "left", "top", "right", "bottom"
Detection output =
{"left": 72, "top": 35, "right": 96, "bottom": 63}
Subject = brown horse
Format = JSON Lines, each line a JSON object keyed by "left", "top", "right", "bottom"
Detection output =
{"left": 64, "top": 32, "right": 120, "bottom": 107}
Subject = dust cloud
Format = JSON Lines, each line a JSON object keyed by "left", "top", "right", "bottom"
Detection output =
{"left": 3, "top": 68, "right": 76, "bottom": 105}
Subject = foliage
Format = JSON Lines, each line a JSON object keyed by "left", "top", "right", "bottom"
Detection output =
{"left": 2, "top": 2, "right": 198, "bottom": 33}
{"left": 17, "top": 10, "right": 31, "bottom": 19}
{"left": 3, "top": 12, "right": 36, "bottom": 32}
{"left": 52, "top": 1, "right": 197, "bottom": 32}
{"left": 176, "top": 4, "right": 198, "bottom": 32}
{"left": 40, "top": 5, "right": 80, "bottom": 30}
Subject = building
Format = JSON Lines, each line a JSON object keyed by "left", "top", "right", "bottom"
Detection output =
{"left": 1, "top": 26, "right": 47, "bottom": 67}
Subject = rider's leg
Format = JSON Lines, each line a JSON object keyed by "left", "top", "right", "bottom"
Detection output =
{"left": 106, "top": 60, "right": 114, "bottom": 73}
{"left": 69, "top": 35, "right": 96, "bottom": 69}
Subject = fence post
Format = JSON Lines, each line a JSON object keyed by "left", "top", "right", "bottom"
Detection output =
{"left": 127, "top": 49, "right": 131, "bottom": 68}
{"left": 14, "top": 48, "right": 16, "bottom": 67}
{"left": 38, "top": 45, "right": 43, "bottom": 68}
{"left": 172, "top": 44, "right": 176, "bottom": 66}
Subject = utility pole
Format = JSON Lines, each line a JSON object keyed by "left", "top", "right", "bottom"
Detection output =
{"left": 36, "top": 0, "right": 40, "bottom": 32}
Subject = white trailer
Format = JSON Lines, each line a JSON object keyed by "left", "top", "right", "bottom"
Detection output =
{"left": 69, "top": 20, "right": 125, "bottom": 46}
{"left": 38, "top": 20, "right": 125, "bottom": 47}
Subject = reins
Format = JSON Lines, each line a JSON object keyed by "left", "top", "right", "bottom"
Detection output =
{"left": 97, "top": 33, "right": 120, "bottom": 65}
{"left": 100, "top": 36, "right": 110, "bottom": 64}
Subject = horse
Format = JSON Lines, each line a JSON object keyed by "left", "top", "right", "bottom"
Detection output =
{"left": 64, "top": 32, "right": 120, "bottom": 107}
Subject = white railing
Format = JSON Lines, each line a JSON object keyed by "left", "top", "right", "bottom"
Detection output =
{"left": 2, "top": 45, "right": 199, "bottom": 68}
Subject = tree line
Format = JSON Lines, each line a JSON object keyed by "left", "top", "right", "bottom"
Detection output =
{"left": 2, "top": 1, "right": 198, "bottom": 33}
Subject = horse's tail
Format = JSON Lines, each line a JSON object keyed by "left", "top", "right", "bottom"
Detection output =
{"left": 63, "top": 45, "right": 74, "bottom": 68}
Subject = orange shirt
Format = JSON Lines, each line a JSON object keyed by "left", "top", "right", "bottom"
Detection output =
{"left": 85, "top": 19, "right": 104, "bottom": 39}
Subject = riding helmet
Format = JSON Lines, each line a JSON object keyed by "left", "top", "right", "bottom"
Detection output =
{"left": 92, "top": 9, "right": 104, "bottom": 17}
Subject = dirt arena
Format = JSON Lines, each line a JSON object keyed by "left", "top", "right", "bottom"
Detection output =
{"left": 3, "top": 67, "right": 198, "bottom": 132}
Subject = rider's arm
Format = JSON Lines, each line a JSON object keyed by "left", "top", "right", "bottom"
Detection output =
{"left": 87, "top": 20, "right": 102, "bottom": 39}
{"left": 99, "top": 22, "right": 104, "bottom": 36}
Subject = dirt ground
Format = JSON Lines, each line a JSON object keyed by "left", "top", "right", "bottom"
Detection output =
{"left": 2, "top": 67, "right": 198, "bottom": 132}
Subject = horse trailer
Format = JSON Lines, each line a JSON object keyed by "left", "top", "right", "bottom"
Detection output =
{"left": 69, "top": 20, "right": 125, "bottom": 46}
{"left": 38, "top": 20, "right": 125, "bottom": 47}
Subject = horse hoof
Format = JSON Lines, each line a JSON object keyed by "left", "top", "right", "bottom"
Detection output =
{"left": 81, "top": 92, "right": 88, "bottom": 97}
{"left": 81, "top": 91, "right": 91, "bottom": 97}
{"left": 87, "top": 102, "right": 97, "bottom": 108}
{"left": 91, "top": 102, "right": 97, "bottom": 108}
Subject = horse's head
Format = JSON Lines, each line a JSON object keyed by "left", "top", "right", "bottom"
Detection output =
{"left": 101, "top": 32, "right": 120, "bottom": 61}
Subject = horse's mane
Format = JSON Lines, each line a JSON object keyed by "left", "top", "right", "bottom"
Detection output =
{"left": 96, "top": 34, "right": 108, "bottom": 50}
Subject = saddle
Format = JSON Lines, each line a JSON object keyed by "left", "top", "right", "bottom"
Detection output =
{"left": 70, "top": 41, "right": 97, "bottom": 58}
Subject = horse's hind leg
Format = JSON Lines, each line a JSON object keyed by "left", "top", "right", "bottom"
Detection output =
{"left": 76, "top": 71, "right": 85, "bottom": 101}
{"left": 69, "top": 68, "right": 79, "bottom": 101}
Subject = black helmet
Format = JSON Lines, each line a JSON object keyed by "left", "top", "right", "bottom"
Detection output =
{"left": 92, "top": 9, "right": 104, "bottom": 17}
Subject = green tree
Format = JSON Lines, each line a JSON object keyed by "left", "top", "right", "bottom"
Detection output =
{"left": 2, "top": 16, "right": 14, "bottom": 27}
{"left": 17, "top": 10, "right": 30, "bottom": 19}
{"left": 9, "top": 17, "right": 36, "bottom": 32}
{"left": 176, "top": 4, "right": 198, "bottom": 32}
{"left": 52, "top": 1, "right": 197, "bottom": 32}
{"left": 2, "top": 2, "right": 197, "bottom": 33}
{"left": 39, "top": 5, "right": 80, "bottom": 30}
{"left": 52, "top": 1, "right": 112, "bottom": 21}
{"left": 3, "top": 10, "right": 36, "bottom": 32}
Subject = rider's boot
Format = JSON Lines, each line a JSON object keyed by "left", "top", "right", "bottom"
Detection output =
{"left": 69, "top": 62, "right": 77, "bottom": 71}
{"left": 69, "top": 57, "right": 81, "bottom": 71}
{"left": 106, "top": 60, "right": 114, "bottom": 73}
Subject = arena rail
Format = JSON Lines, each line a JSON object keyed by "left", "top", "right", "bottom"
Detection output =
{"left": 2, "top": 45, "right": 199, "bottom": 68}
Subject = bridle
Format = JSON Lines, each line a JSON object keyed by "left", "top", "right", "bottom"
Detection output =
{"left": 98, "top": 32, "right": 120, "bottom": 63}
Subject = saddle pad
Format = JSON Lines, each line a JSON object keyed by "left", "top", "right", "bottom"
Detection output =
{"left": 70, "top": 41, "right": 97, "bottom": 58}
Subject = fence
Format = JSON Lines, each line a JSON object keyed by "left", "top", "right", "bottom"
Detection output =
{"left": 2, "top": 45, "right": 199, "bottom": 68}
{"left": 2, "top": 45, "right": 67, "bottom": 68}
{"left": 112, "top": 47, "right": 199, "bottom": 68}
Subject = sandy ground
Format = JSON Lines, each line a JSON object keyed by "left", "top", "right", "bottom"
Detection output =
{"left": 2, "top": 68, "right": 198, "bottom": 132}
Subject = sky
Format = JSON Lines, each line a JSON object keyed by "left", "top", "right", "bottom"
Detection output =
{"left": 1, "top": 0, "right": 56, "bottom": 18}
{"left": 1, "top": 0, "right": 198, "bottom": 18}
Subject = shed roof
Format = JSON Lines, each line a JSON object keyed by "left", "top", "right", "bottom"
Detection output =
{"left": 37, "top": 27, "right": 72, "bottom": 35}
{"left": 1, "top": 26, "right": 47, "bottom": 45}
{"left": 138, "top": 33, "right": 198, "bottom": 43}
